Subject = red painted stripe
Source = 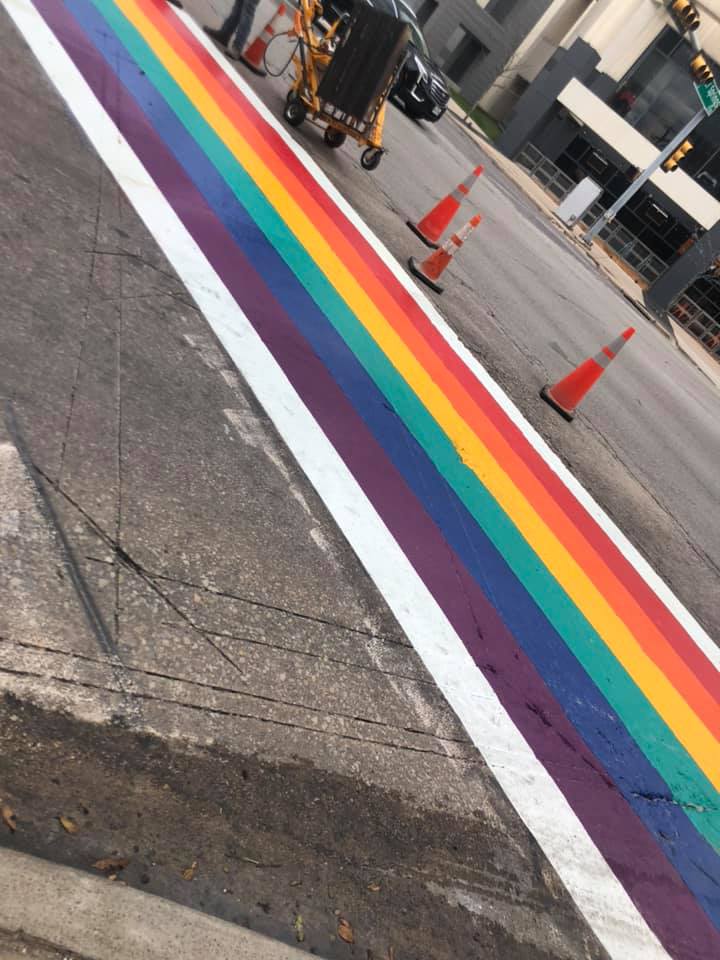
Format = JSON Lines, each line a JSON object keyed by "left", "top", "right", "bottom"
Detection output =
{"left": 151, "top": 0, "right": 720, "bottom": 704}
{"left": 142, "top": 0, "right": 720, "bottom": 704}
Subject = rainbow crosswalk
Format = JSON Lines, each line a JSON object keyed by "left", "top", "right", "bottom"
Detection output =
{"left": 5, "top": 0, "right": 718, "bottom": 954}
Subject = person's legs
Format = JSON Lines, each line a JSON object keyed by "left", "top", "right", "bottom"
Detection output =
{"left": 204, "top": 0, "right": 244, "bottom": 46}
{"left": 230, "top": 0, "right": 261, "bottom": 54}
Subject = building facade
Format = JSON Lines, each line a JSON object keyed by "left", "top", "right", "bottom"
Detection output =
{"left": 404, "top": 0, "right": 555, "bottom": 108}
{"left": 487, "top": 0, "right": 720, "bottom": 351}
{"left": 407, "top": 1, "right": 720, "bottom": 348}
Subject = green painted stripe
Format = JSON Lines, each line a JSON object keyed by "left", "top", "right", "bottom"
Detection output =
{"left": 94, "top": 0, "right": 720, "bottom": 849}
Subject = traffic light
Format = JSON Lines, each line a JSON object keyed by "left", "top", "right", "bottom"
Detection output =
{"left": 690, "top": 52, "right": 715, "bottom": 84}
{"left": 670, "top": 0, "right": 700, "bottom": 32}
{"left": 662, "top": 139, "right": 694, "bottom": 172}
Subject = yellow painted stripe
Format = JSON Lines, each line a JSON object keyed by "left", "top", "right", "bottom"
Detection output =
{"left": 116, "top": 0, "right": 720, "bottom": 788}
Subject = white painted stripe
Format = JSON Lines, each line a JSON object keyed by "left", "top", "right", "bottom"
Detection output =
{"left": 4, "top": 1, "right": 672, "bottom": 955}
{"left": 179, "top": 11, "right": 720, "bottom": 674}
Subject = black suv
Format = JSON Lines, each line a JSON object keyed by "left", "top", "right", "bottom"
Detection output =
{"left": 323, "top": 0, "right": 449, "bottom": 122}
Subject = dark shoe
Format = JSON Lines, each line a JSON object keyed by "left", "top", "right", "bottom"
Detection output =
{"left": 204, "top": 25, "right": 229, "bottom": 43}
{"left": 226, "top": 45, "right": 242, "bottom": 60}
{"left": 166, "top": 0, "right": 183, "bottom": 7}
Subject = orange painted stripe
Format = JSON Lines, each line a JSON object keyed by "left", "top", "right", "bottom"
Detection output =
{"left": 140, "top": 0, "right": 720, "bottom": 718}
{"left": 137, "top": 0, "right": 720, "bottom": 720}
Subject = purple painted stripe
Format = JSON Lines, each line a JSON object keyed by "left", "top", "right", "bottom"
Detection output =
{"left": 33, "top": 1, "right": 717, "bottom": 956}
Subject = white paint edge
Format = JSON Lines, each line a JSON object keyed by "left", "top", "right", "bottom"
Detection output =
{"left": 179, "top": 11, "right": 719, "bottom": 672}
{"left": 2, "top": 1, "right": 672, "bottom": 955}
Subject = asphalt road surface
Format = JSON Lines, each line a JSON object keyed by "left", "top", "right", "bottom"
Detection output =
{"left": 223, "top": 4, "right": 720, "bottom": 640}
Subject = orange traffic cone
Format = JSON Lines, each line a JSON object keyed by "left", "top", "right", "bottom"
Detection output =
{"left": 407, "top": 166, "right": 484, "bottom": 249}
{"left": 408, "top": 214, "right": 482, "bottom": 293}
{"left": 540, "top": 327, "right": 635, "bottom": 421}
{"left": 240, "top": 2, "right": 287, "bottom": 76}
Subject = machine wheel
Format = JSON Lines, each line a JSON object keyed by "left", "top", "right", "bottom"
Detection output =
{"left": 324, "top": 126, "right": 347, "bottom": 149}
{"left": 360, "top": 147, "right": 382, "bottom": 171}
{"left": 284, "top": 96, "right": 307, "bottom": 127}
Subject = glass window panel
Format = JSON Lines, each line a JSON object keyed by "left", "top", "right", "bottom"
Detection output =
{"left": 656, "top": 26, "right": 681, "bottom": 57}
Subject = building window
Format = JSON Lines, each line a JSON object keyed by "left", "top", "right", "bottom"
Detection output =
{"left": 614, "top": 25, "right": 720, "bottom": 195}
{"left": 485, "top": 0, "right": 520, "bottom": 24}
{"left": 508, "top": 75, "right": 529, "bottom": 101}
{"left": 556, "top": 134, "right": 694, "bottom": 264}
{"left": 444, "top": 27, "right": 488, "bottom": 84}
{"left": 414, "top": 0, "right": 438, "bottom": 27}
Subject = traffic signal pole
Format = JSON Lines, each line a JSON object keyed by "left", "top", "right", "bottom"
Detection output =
{"left": 581, "top": 108, "right": 706, "bottom": 244}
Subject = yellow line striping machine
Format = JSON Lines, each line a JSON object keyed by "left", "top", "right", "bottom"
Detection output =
{"left": 282, "top": 0, "right": 410, "bottom": 170}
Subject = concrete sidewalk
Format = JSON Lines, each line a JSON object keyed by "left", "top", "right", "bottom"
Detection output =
{"left": 0, "top": 8, "right": 606, "bottom": 960}
{"left": 0, "top": 849, "right": 309, "bottom": 960}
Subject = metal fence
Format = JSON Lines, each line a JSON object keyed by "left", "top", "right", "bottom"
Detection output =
{"left": 592, "top": 220, "right": 668, "bottom": 285}
{"left": 517, "top": 142, "right": 720, "bottom": 361}
{"left": 516, "top": 143, "right": 575, "bottom": 202}
{"left": 669, "top": 295, "right": 720, "bottom": 356}
{"left": 516, "top": 144, "right": 668, "bottom": 285}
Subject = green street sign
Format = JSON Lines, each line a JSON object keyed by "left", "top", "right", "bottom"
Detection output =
{"left": 695, "top": 80, "right": 720, "bottom": 116}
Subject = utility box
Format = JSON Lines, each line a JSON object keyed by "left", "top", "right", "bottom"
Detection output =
{"left": 556, "top": 177, "right": 603, "bottom": 227}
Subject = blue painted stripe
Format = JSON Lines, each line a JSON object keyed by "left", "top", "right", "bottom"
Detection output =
{"left": 58, "top": 0, "right": 720, "bottom": 927}
{"left": 86, "top": 0, "right": 720, "bottom": 854}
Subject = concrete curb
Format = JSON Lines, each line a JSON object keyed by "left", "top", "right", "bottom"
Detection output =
{"left": 668, "top": 316, "right": 720, "bottom": 388}
{"left": 0, "top": 848, "right": 311, "bottom": 960}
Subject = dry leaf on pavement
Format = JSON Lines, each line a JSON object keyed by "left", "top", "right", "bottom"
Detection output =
{"left": 58, "top": 816, "right": 79, "bottom": 834}
{"left": 181, "top": 860, "right": 198, "bottom": 881}
{"left": 293, "top": 914, "right": 305, "bottom": 942}
{"left": 338, "top": 918, "right": 355, "bottom": 944}
{"left": 93, "top": 857, "right": 129, "bottom": 873}
{"left": 367, "top": 881, "right": 381, "bottom": 893}
{"left": 1, "top": 804, "right": 16, "bottom": 833}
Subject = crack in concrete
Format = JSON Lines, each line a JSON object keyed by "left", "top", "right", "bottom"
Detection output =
{"left": 58, "top": 158, "right": 105, "bottom": 486}
{"left": 151, "top": 570, "right": 409, "bottom": 646}
{"left": 33, "top": 470, "right": 422, "bottom": 696}
{"left": 630, "top": 790, "right": 716, "bottom": 815}
{"left": 89, "top": 290, "right": 200, "bottom": 311}
{"left": 3, "top": 403, "right": 141, "bottom": 725}
{"left": 158, "top": 618, "right": 432, "bottom": 686}
{"left": 32, "top": 468, "right": 250, "bottom": 682}
{"left": 0, "top": 634, "right": 472, "bottom": 750}
{"left": 0, "top": 661, "right": 479, "bottom": 762}
{"left": 73, "top": 507, "right": 408, "bottom": 646}
{"left": 84, "top": 247, "right": 184, "bottom": 285}
{"left": 114, "top": 234, "right": 124, "bottom": 648}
